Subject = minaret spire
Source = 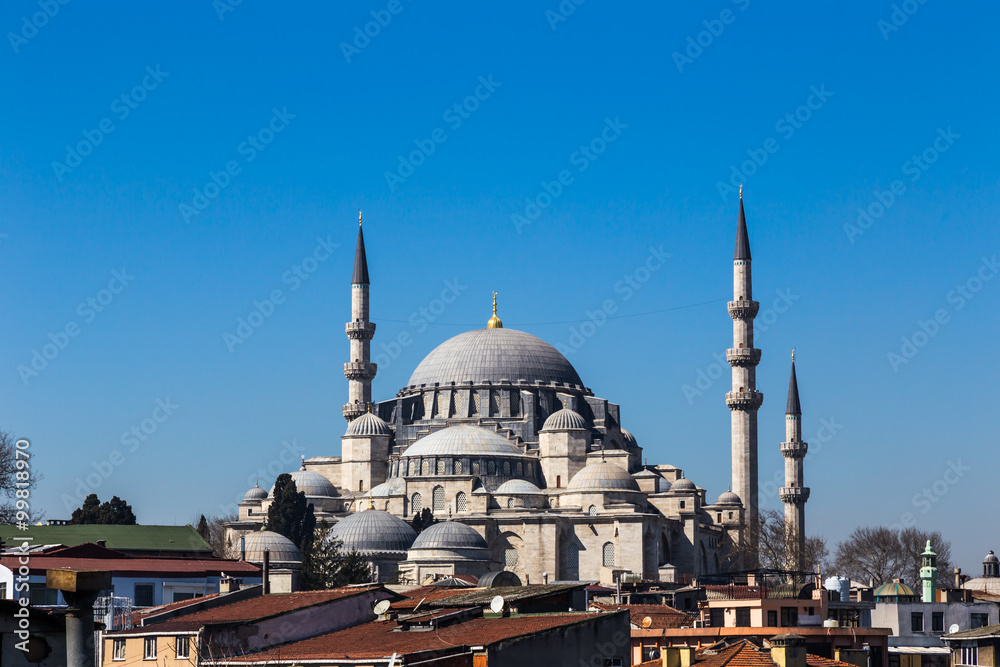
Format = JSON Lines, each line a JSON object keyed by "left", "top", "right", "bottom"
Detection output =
{"left": 780, "top": 352, "right": 809, "bottom": 581}
{"left": 725, "top": 191, "right": 763, "bottom": 562}
{"left": 344, "top": 212, "right": 377, "bottom": 421}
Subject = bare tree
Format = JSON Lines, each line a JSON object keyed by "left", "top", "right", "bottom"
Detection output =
{"left": 192, "top": 511, "right": 238, "bottom": 558}
{"left": 0, "top": 431, "right": 42, "bottom": 525}
{"left": 722, "top": 508, "right": 829, "bottom": 577}
{"left": 833, "top": 525, "right": 952, "bottom": 587}
{"left": 900, "top": 528, "right": 953, "bottom": 587}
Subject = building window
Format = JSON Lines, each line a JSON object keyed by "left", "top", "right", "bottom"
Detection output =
{"left": 472, "top": 461, "right": 481, "bottom": 475}
{"left": 709, "top": 608, "right": 725, "bottom": 628}
{"left": 29, "top": 583, "right": 58, "bottom": 606}
{"left": 437, "top": 459, "right": 446, "bottom": 475}
{"left": 411, "top": 493, "right": 422, "bottom": 514}
{"left": 488, "top": 461, "right": 496, "bottom": 475}
{"left": 588, "top": 505, "right": 598, "bottom": 516}
{"left": 516, "top": 462, "right": 523, "bottom": 476}
{"left": 507, "top": 498, "right": 515, "bottom": 508}
{"left": 911, "top": 612, "right": 924, "bottom": 632}
{"left": 736, "top": 608, "right": 751, "bottom": 627}
{"left": 780, "top": 607, "right": 798, "bottom": 627}
{"left": 556, "top": 475, "right": 561, "bottom": 488}
{"left": 455, "top": 460, "right": 463, "bottom": 474}
{"left": 511, "top": 391, "right": 520, "bottom": 415}
{"left": 971, "top": 613, "right": 989, "bottom": 629}
{"left": 409, "top": 460, "right": 418, "bottom": 476}
{"left": 767, "top": 610, "right": 778, "bottom": 627}
{"left": 144, "top": 637, "right": 157, "bottom": 660}
{"left": 384, "top": 501, "right": 390, "bottom": 511}
{"left": 432, "top": 486, "right": 445, "bottom": 512}
{"left": 729, "top": 511, "right": 734, "bottom": 519}
{"left": 175, "top": 636, "right": 189, "bottom": 659}
{"left": 421, "top": 459, "right": 431, "bottom": 475}
{"left": 490, "top": 390, "right": 501, "bottom": 415}
{"left": 112, "top": 639, "right": 126, "bottom": 661}
{"left": 504, "top": 548, "right": 519, "bottom": 570}
{"left": 502, "top": 461, "right": 511, "bottom": 476}
{"left": 359, "top": 479, "right": 364, "bottom": 492}
{"left": 456, "top": 492, "right": 467, "bottom": 512}
{"left": 679, "top": 501, "right": 685, "bottom": 509}
{"left": 932, "top": 612, "right": 944, "bottom": 632}
{"left": 960, "top": 646, "right": 978, "bottom": 666}
{"left": 602, "top": 542, "right": 616, "bottom": 567}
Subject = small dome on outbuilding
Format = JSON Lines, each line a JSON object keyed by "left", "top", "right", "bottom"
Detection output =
{"left": 567, "top": 462, "right": 640, "bottom": 492}
{"left": 671, "top": 477, "right": 697, "bottom": 492}
{"left": 716, "top": 491, "right": 742, "bottom": 505}
{"left": 346, "top": 412, "right": 391, "bottom": 437}
{"left": 270, "top": 469, "right": 338, "bottom": 498}
{"left": 542, "top": 409, "right": 589, "bottom": 431}
{"left": 620, "top": 429, "right": 638, "bottom": 447}
{"left": 243, "top": 482, "right": 267, "bottom": 503}
{"left": 874, "top": 581, "right": 918, "bottom": 602}
{"left": 240, "top": 530, "right": 302, "bottom": 564}
{"left": 411, "top": 521, "right": 488, "bottom": 551}
{"left": 494, "top": 479, "right": 543, "bottom": 495}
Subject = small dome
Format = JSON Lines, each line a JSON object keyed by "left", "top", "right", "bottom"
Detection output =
{"left": 671, "top": 477, "right": 696, "bottom": 492}
{"left": 243, "top": 483, "right": 267, "bottom": 503}
{"left": 346, "top": 412, "right": 391, "bottom": 437}
{"left": 986, "top": 550, "right": 999, "bottom": 564}
{"left": 542, "top": 409, "right": 588, "bottom": 431}
{"left": 326, "top": 509, "right": 417, "bottom": 556}
{"left": 494, "top": 479, "right": 542, "bottom": 495}
{"left": 411, "top": 521, "right": 488, "bottom": 550}
{"left": 241, "top": 530, "right": 302, "bottom": 564}
{"left": 402, "top": 424, "right": 524, "bottom": 458}
{"left": 370, "top": 477, "right": 405, "bottom": 497}
{"left": 716, "top": 491, "right": 742, "bottom": 505}
{"left": 279, "top": 470, "right": 338, "bottom": 498}
{"left": 874, "top": 581, "right": 917, "bottom": 601}
{"left": 621, "top": 429, "right": 637, "bottom": 447}
{"left": 567, "top": 462, "right": 640, "bottom": 492}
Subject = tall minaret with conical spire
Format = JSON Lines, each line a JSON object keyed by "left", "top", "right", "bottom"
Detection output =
{"left": 780, "top": 351, "right": 809, "bottom": 579}
{"left": 726, "top": 187, "right": 763, "bottom": 552}
{"left": 343, "top": 211, "right": 377, "bottom": 422}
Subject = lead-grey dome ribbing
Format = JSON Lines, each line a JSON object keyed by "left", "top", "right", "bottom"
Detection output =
{"left": 542, "top": 408, "right": 589, "bottom": 431}
{"left": 345, "top": 412, "right": 391, "bottom": 437}
{"left": 411, "top": 521, "right": 488, "bottom": 550}
{"left": 567, "top": 462, "right": 640, "bottom": 491}
{"left": 326, "top": 509, "right": 417, "bottom": 556}
{"left": 402, "top": 424, "right": 525, "bottom": 458}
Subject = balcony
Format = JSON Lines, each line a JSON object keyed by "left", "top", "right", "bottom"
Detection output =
{"left": 345, "top": 322, "right": 376, "bottom": 340}
{"left": 726, "top": 348, "right": 761, "bottom": 367}
{"left": 727, "top": 300, "right": 759, "bottom": 319}
{"left": 779, "top": 487, "right": 810, "bottom": 503}
{"left": 343, "top": 362, "right": 377, "bottom": 381}
{"left": 780, "top": 441, "right": 808, "bottom": 458}
{"left": 725, "top": 390, "right": 763, "bottom": 410}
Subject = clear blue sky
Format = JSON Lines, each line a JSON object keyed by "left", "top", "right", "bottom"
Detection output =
{"left": 1, "top": 2, "right": 997, "bottom": 572}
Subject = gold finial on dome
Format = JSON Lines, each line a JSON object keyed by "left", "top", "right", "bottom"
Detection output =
{"left": 358, "top": 209, "right": 362, "bottom": 227}
{"left": 791, "top": 347, "right": 796, "bottom": 362}
{"left": 368, "top": 489, "right": 374, "bottom": 510}
{"left": 487, "top": 291, "right": 503, "bottom": 329}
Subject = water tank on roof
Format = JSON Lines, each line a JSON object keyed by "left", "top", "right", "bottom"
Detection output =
{"left": 824, "top": 576, "right": 851, "bottom": 602}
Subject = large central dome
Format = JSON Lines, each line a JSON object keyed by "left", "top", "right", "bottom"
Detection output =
{"left": 404, "top": 328, "right": 584, "bottom": 391}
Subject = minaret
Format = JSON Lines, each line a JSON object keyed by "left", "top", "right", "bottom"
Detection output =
{"left": 726, "top": 187, "right": 763, "bottom": 550}
{"left": 343, "top": 211, "right": 377, "bottom": 421}
{"left": 779, "top": 351, "right": 809, "bottom": 579}
{"left": 919, "top": 540, "right": 938, "bottom": 602}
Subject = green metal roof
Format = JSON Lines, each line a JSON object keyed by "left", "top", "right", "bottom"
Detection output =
{"left": 0, "top": 524, "right": 212, "bottom": 553}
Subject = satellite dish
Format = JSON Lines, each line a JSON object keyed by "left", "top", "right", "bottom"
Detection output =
{"left": 642, "top": 616, "right": 653, "bottom": 628}
{"left": 373, "top": 600, "right": 391, "bottom": 615}
{"left": 490, "top": 595, "right": 505, "bottom": 614}
{"left": 950, "top": 624, "right": 960, "bottom": 634}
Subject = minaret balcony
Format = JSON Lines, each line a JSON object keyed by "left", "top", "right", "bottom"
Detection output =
{"left": 727, "top": 300, "right": 759, "bottom": 319}
{"left": 725, "top": 390, "right": 763, "bottom": 410}
{"left": 726, "top": 348, "right": 761, "bottom": 367}
{"left": 344, "top": 362, "right": 377, "bottom": 381}
{"left": 342, "top": 402, "right": 370, "bottom": 421}
{"left": 780, "top": 441, "right": 808, "bottom": 458}
{"left": 779, "top": 487, "right": 810, "bottom": 504}
{"left": 345, "top": 321, "right": 376, "bottom": 340}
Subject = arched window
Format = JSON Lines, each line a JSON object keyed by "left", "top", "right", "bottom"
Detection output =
{"left": 588, "top": 505, "right": 598, "bottom": 517}
{"left": 359, "top": 480, "right": 364, "bottom": 492}
{"left": 432, "top": 486, "right": 445, "bottom": 512}
{"left": 472, "top": 461, "right": 481, "bottom": 475}
{"left": 563, "top": 542, "right": 580, "bottom": 579}
{"left": 556, "top": 475, "right": 561, "bottom": 488}
{"left": 436, "top": 459, "right": 446, "bottom": 475}
{"left": 515, "top": 462, "right": 523, "bottom": 476}
{"left": 411, "top": 493, "right": 422, "bottom": 514}
{"left": 487, "top": 461, "right": 496, "bottom": 475}
{"left": 507, "top": 498, "right": 515, "bottom": 509}
{"left": 384, "top": 501, "right": 390, "bottom": 511}
{"left": 504, "top": 548, "right": 519, "bottom": 570}
{"left": 456, "top": 491, "right": 467, "bottom": 512}
{"left": 454, "top": 460, "right": 463, "bottom": 475}
{"left": 502, "top": 461, "right": 511, "bottom": 476}
{"left": 603, "top": 542, "right": 616, "bottom": 568}
{"left": 421, "top": 459, "right": 431, "bottom": 475}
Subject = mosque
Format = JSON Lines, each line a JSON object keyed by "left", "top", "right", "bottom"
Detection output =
{"left": 226, "top": 196, "right": 811, "bottom": 586}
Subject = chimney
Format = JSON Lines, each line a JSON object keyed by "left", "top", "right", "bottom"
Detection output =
{"left": 262, "top": 549, "right": 270, "bottom": 595}
{"left": 661, "top": 646, "right": 695, "bottom": 667}
{"left": 955, "top": 568, "right": 962, "bottom": 589}
{"left": 96, "top": 540, "right": 106, "bottom": 547}
{"left": 770, "top": 634, "right": 807, "bottom": 667}
{"left": 220, "top": 577, "right": 241, "bottom": 594}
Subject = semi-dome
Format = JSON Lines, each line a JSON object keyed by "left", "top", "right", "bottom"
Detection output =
{"left": 671, "top": 477, "right": 696, "bottom": 492}
{"left": 567, "top": 462, "right": 640, "bottom": 492}
{"left": 346, "top": 412, "right": 391, "bottom": 437}
{"left": 241, "top": 530, "right": 302, "bottom": 564}
{"left": 326, "top": 509, "right": 417, "bottom": 556}
{"left": 716, "top": 491, "right": 742, "bottom": 505}
{"left": 402, "top": 424, "right": 524, "bottom": 458}
{"left": 270, "top": 469, "right": 338, "bottom": 498}
{"left": 370, "top": 476, "right": 406, "bottom": 497}
{"left": 620, "top": 428, "right": 638, "bottom": 447}
{"left": 411, "top": 521, "right": 488, "bottom": 551}
{"left": 405, "top": 328, "right": 584, "bottom": 391}
{"left": 494, "top": 479, "right": 543, "bottom": 495}
{"left": 243, "top": 482, "right": 267, "bottom": 503}
{"left": 542, "top": 408, "right": 589, "bottom": 431}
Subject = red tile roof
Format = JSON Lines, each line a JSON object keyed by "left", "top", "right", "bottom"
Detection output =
{"left": 209, "top": 612, "right": 611, "bottom": 662}
{"left": 806, "top": 655, "right": 858, "bottom": 667}
{"left": 394, "top": 586, "right": 475, "bottom": 610}
{"left": 591, "top": 602, "right": 696, "bottom": 629}
{"left": 697, "top": 640, "right": 775, "bottom": 667}
{"left": 135, "top": 592, "right": 222, "bottom": 620}
{"left": 116, "top": 588, "right": 380, "bottom": 634}
{"left": 636, "top": 651, "right": 856, "bottom": 667}
{"left": 0, "top": 548, "right": 260, "bottom": 578}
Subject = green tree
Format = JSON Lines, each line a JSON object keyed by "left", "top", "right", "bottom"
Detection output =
{"left": 196, "top": 514, "right": 210, "bottom": 541}
{"left": 70, "top": 494, "right": 137, "bottom": 525}
{"left": 70, "top": 494, "right": 102, "bottom": 524}
{"left": 266, "top": 474, "right": 316, "bottom": 551}
{"left": 410, "top": 508, "right": 436, "bottom": 534}
{"left": 299, "top": 523, "right": 373, "bottom": 590}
